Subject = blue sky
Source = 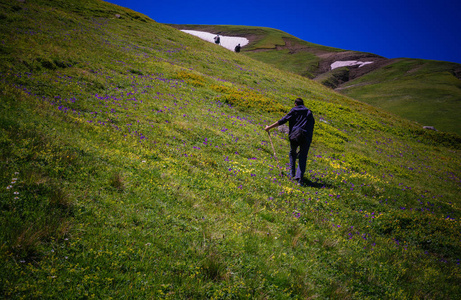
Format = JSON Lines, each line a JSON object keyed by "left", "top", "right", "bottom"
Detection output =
{"left": 107, "top": 0, "right": 461, "bottom": 64}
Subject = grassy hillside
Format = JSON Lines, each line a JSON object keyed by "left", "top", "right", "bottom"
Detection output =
{"left": 338, "top": 58, "right": 461, "bottom": 135}
{"left": 1, "top": 0, "right": 460, "bottom": 299}
{"left": 169, "top": 24, "right": 344, "bottom": 79}
{"left": 171, "top": 24, "right": 461, "bottom": 136}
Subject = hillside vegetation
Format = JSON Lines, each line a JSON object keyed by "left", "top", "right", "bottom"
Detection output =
{"left": 172, "top": 24, "right": 461, "bottom": 136}
{"left": 1, "top": 0, "right": 460, "bottom": 299}
{"left": 338, "top": 58, "right": 461, "bottom": 135}
{"left": 168, "top": 24, "right": 344, "bottom": 79}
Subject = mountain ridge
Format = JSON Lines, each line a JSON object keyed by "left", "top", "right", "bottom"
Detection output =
{"left": 169, "top": 24, "right": 461, "bottom": 135}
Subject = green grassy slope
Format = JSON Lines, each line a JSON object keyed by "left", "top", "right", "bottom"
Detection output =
{"left": 169, "top": 24, "right": 344, "bottom": 78}
{"left": 338, "top": 59, "right": 461, "bottom": 134}
{"left": 171, "top": 24, "right": 461, "bottom": 135}
{"left": 168, "top": 24, "right": 342, "bottom": 52}
{"left": 1, "top": 0, "right": 460, "bottom": 299}
{"left": 246, "top": 49, "right": 320, "bottom": 78}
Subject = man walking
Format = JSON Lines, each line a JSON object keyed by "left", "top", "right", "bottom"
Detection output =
{"left": 265, "top": 98, "right": 315, "bottom": 185}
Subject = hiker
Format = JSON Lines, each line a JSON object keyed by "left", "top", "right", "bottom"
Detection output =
{"left": 265, "top": 98, "right": 315, "bottom": 185}
{"left": 214, "top": 34, "right": 220, "bottom": 45}
{"left": 234, "top": 44, "right": 241, "bottom": 53}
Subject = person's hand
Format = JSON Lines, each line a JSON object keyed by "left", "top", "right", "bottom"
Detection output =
{"left": 264, "top": 125, "right": 270, "bottom": 132}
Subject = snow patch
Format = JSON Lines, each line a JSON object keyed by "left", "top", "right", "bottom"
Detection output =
{"left": 331, "top": 61, "right": 373, "bottom": 70}
{"left": 181, "top": 30, "right": 249, "bottom": 51}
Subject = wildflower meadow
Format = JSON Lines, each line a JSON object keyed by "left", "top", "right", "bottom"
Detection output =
{"left": 0, "top": 0, "right": 460, "bottom": 299}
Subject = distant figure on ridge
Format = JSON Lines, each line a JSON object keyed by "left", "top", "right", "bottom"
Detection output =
{"left": 214, "top": 34, "right": 220, "bottom": 45}
{"left": 234, "top": 44, "right": 241, "bottom": 53}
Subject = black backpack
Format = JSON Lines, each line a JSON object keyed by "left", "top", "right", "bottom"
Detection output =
{"left": 289, "top": 109, "right": 314, "bottom": 143}
{"left": 289, "top": 128, "right": 306, "bottom": 143}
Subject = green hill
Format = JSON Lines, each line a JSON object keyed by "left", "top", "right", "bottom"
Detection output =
{"left": 171, "top": 24, "right": 461, "bottom": 135}
{"left": 1, "top": 0, "right": 460, "bottom": 299}
{"left": 338, "top": 58, "right": 461, "bottom": 135}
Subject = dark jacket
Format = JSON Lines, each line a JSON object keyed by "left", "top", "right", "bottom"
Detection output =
{"left": 278, "top": 105, "right": 314, "bottom": 142}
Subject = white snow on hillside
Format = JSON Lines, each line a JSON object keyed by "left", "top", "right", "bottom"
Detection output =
{"left": 181, "top": 30, "right": 249, "bottom": 51}
{"left": 331, "top": 61, "right": 373, "bottom": 70}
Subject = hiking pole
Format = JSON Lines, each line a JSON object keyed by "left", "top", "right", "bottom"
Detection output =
{"left": 267, "top": 131, "right": 283, "bottom": 178}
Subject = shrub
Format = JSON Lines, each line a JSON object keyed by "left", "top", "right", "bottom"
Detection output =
{"left": 211, "top": 85, "right": 288, "bottom": 112}
{"left": 176, "top": 70, "right": 205, "bottom": 87}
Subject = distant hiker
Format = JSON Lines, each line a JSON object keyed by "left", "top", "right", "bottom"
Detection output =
{"left": 234, "top": 44, "right": 241, "bottom": 53}
{"left": 214, "top": 34, "right": 220, "bottom": 45}
{"left": 265, "top": 98, "right": 315, "bottom": 185}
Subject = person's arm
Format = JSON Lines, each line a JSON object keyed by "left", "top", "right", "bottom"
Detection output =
{"left": 266, "top": 108, "right": 293, "bottom": 132}
{"left": 264, "top": 121, "right": 279, "bottom": 132}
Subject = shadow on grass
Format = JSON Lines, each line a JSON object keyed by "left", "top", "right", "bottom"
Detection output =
{"left": 303, "top": 178, "right": 334, "bottom": 189}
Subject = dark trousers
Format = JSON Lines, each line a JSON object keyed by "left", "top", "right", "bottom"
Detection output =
{"left": 289, "top": 138, "right": 311, "bottom": 182}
